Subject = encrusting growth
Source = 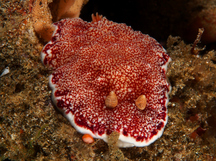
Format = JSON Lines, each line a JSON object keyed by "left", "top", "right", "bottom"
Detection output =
{"left": 32, "top": 0, "right": 55, "bottom": 42}
{"left": 191, "top": 28, "right": 205, "bottom": 55}
{"left": 105, "top": 91, "right": 118, "bottom": 108}
{"left": 32, "top": 0, "right": 86, "bottom": 42}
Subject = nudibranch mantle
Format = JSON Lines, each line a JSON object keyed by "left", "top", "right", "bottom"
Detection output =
{"left": 41, "top": 16, "right": 171, "bottom": 147}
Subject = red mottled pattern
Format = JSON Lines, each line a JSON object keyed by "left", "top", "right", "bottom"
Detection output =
{"left": 42, "top": 17, "right": 171, "bottom": 144}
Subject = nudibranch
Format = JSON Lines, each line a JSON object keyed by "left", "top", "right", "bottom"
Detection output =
{"left": 41, "top": 14, "right": 171, "bottom": 147}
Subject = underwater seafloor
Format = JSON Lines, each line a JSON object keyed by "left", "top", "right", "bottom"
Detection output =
{"left": 0, "top": 0, "right": 216, "bottom": 160}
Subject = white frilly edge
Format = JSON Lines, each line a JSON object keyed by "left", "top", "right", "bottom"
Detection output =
{"left": 41, "top": 25, "right": 58, "bottom": 65}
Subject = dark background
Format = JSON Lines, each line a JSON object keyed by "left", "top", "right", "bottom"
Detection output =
{"left": 80, "top": 0, "right": 196, "bottom": 43}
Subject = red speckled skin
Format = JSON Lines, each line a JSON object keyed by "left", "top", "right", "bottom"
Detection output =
{"left": 42, "top": 17, "right": 171, "bottom": 147}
